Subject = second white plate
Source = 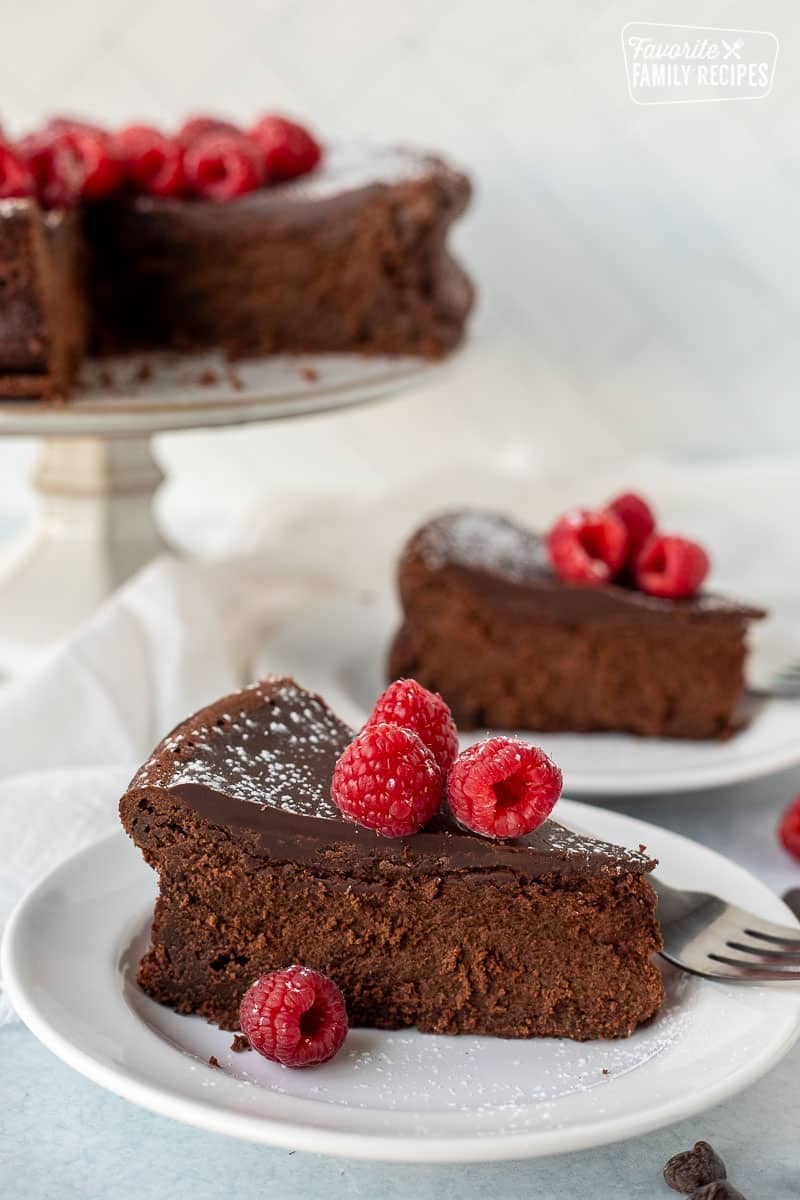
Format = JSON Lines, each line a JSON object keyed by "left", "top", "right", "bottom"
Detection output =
{"left": 255, "top": 593, "right": 800, "bottom": 796}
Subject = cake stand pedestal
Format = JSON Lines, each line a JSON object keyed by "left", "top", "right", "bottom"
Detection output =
{"left": 0, "top": 351, "right": 440, "bottom": 674}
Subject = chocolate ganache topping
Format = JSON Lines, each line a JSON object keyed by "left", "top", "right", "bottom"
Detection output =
{"left": 402, "top": 511, "right": 765, "bottom": 622}
{"left": 128, "top": 677, "right": 655, "bottom": 880}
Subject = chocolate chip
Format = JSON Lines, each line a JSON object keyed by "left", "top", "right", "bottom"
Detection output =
{"left": 689, "top": 1184, "right": 746, "bottom": 1200}
{"left": 664, "top": 1142, "right": 727, "bottom": 1192}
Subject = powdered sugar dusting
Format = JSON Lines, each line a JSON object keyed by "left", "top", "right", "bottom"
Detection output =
{"left": 142, "top": 678, "right": 351, "bottom": 819}
{"left": 543, "top": 822, "right": 653, "bottom": 873}
{"left": 414, "top": 511, "right": 549, "bottom": 584}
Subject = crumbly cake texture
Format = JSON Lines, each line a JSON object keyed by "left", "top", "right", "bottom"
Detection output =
{"left": 0, "top": 144, "right": 472, "bottom": 399}
{"left": 120, "top": 677, "right": 664, "bottom": 1041}
{"left": 389, "top": 511, "right": 766, "bottom": 739}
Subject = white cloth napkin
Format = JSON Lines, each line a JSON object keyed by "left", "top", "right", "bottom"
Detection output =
{"left": 0, "top": 557, "right": 237, "bottom": 1023}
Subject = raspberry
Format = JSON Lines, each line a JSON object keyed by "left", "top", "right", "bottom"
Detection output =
{"left": 16, "top": 130, "right": 85, "bottom": 208}
{"left": 177, "top": 115, "right": 241, "bottom": 146}
{"left": 607, "top": 491, "right": 656, "bottom": 561}
{"left": 635, "top": 534, "right": 709, "bottom": 599}
{"left": 778, "top": 796, "right": 800, "bottom": 861}
{"left": 183, "top": 132, "right": 264, "bottom": 201}
{"left": 446, "top": 737, "right": 562, "bottom": 839}
{"left": 239, "top": 966, "right": 348, "bottom": 1067}
{"left": 0, "top": 142, "right": 34, "bottom": 199}
{"left": 57, "top": 126, "right": 122, "bottom": 199}
{"left": 546, "top": 508, "right": 628, "bottom": 585}
{"left": 331, "top": 723, "right": 442, "bottom": 837}
{"left": 248, "top": 115, "right": 322, "bottom": 181}
{"left": 366, "top": 679, "right": 458, "bottom": 776}
{"left": 115, "top": 125, "right": 185, "bottom": 198}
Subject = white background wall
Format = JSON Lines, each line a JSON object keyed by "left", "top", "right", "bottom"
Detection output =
{"left": 0, "top": 0, "right": 798, "bottom": 548}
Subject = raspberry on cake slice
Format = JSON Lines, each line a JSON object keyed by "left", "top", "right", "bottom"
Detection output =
{"left": 120, "top": 676, "right": 664, "bottom": 1041}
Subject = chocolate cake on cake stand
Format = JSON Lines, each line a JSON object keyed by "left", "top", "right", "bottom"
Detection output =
{"left": 0, "top": 350, "right": 442, "bottom": 674}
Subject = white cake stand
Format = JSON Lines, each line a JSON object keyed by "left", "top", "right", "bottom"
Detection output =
{"left": 0, "top": 351, "right": 441, "bottom": 672}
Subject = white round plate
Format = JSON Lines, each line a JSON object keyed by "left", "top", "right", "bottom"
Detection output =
{"left": 255, "top": 594, "right": 800, "bottom": 797}
{"left": 3, "top": 804, "right": 799, "bottom": 1162}
{"left": 0, "top": 352, "right": 443, "bottom": 437}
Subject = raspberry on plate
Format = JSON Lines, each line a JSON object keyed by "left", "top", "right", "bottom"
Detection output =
{"left": 239, "top": 966, "right": 348, "bottom": 1067}
{"left": 635, "top": 534, "right": 709, "bottom": 599}
{"left": 248, "top": 114, "right": 322, "bottom": 181}
{"left": 183, "top": 132, "right": 264, "bottom": 201}
{"left": 177, "top": 115, "right": 241, "bottom": 146}
{"left": 778, "top": 795, "right": 800, "bottom": 861}
{"left": 546, "top": 507, "right": 628, "bottom": 585}
{"left": 447, "top": 737, "right": 563, "bottom": 839}
{"left": 115, "top": 125, "right": 185, "bottom": 197}
{"left": 366, "top": 678, "right": 458, "bottom": 776}
{"left": 0, "top": 142, "right": 34, "bottom": 199}
{"left": 331, "top": 722, "right": 442, "bottom": 837}
{"left": 607, "top": 491, "right": 656, "bottom": 561}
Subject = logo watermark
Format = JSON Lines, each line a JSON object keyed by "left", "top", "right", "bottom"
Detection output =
{"left": 622, "top": 23, "right": 778, "bottom": 104}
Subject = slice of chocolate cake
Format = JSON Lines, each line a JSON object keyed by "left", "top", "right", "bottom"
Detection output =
{"left": 0, "top": 200, "right": 87, "bottom": 399}
{"left": 120, "top": 677, "right": 664, "bottom": 1041}
{"left": 389, "top": 512, "right": 765, "bottom": 739}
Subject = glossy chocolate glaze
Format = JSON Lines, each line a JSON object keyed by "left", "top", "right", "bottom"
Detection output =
{"left": 127, "top": 677, "right": 655, "bottom": 880}
{"left": 402, "top": 511, "right": 766, "bottom": 622}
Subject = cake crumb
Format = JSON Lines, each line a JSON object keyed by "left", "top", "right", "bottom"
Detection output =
{"left": 300, "top": 365, "right": 319, "bottom": 382}
{"left": 227, "top": 367, "right": 245, "bottom": 391}
{"left": 98, "top": 367, "right": 114, "bottom": 389}
{"left": 231, "top": 1034, "right": 251, "bottom": 1053}
{"left": 639, "top": 844, "right": 647, "bottom": 853}
{"left": 134, "top": 361, "right": 153, "bottom": 383}
{"left": 199, "top": 368, "right": 219, "bottom": 386}
{"left": 208, "top": 1055, "right": 221, "bottom": 1069}
{"left": 601, "top": 1068, "right": 609, "bottom": 1076}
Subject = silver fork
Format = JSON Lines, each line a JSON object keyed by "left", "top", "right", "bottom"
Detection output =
{"left": 748, "top": 657, "right": 800, "bottom": 700}
{"left": 653, "top": 876, "right": 800, "bottom": 982}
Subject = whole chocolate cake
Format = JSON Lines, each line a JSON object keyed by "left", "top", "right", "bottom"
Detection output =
{"left": 389, "top": 511, "right": 765, "bottom": 739}
{"left": 0, "top": 143, "right": 472, "bottom": 399}
{"left": 120, "top": 676, "right": 664, "bottom": 1041}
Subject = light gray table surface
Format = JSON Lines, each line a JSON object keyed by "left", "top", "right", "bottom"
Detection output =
{"left": 3, "top": 766, "right": 799, "bottom": 1200}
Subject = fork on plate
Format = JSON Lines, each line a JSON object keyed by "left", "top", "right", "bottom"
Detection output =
{"left": 653, "top": 876, "right": 800, "bottom": 982}
{"left": 748, "top": 656, "right": 800, "bottom": 700}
